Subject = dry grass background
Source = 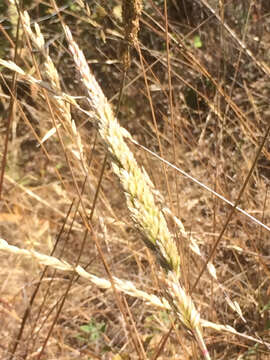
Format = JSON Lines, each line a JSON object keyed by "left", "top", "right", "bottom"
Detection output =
{"left": 1, "top": 0, "right": 270, "bottom": 359}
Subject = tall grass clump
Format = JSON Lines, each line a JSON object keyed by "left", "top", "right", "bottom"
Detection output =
{"left": 1, "top": 1, "right": 270, "bottom": 359}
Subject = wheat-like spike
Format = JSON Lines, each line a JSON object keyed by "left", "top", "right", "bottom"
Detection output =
{"left": 20, "top": 11, "right": 87, "bottom": 172}
{"left": 0, "top": 238, "right": 266, "bottom": 351}
{"left": 63, "top": 26, "right": 211, "bottom": 359}
{"left": 0, "top": 238, "right": 165, "bottom": 307}
{"left": 0, "top": 54, "right": 216, "bottom": 284}
{"left": 64, "top": 25, "right": 180, "bottom": 276}
{"left": 21, "top": 11, "right": 59, "bottom": 89}
{"left": 0, "top": 52, "right": 214, "bottom": 278}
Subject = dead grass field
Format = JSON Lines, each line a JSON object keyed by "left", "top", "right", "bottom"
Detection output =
{"left": 1, "top": 1, "right": 270, "bottom": 359}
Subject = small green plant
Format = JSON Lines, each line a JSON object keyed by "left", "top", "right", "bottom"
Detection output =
{"left": 193, "top": 35, "right": 203, "bottom": 48}
{"left": 76, "top": 319, "right": 106, "bottom": 343}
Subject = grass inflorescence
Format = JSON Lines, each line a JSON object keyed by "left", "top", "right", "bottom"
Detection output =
{"left": 1, "top": 1, "right": 270, "bottom": 359}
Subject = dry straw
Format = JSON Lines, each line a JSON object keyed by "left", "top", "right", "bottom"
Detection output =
{"left": 0, "top": 13, "right": 232, "bottom": 308}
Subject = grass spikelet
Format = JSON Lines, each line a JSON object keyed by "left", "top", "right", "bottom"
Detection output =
{"left": 165, "top": 271, "right": 200, "bottom": 331}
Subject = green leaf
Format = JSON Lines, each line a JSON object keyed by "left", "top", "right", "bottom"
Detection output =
{"left": 261, "top": 301, "right": 270, "bottom": 313}
{"left": 77, "top": 319, "right": 106, "bottom": 343}
{"left": 194, "top": 35, "right": 202, "bottom": 48}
